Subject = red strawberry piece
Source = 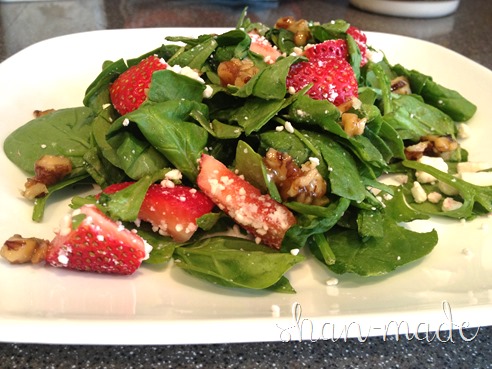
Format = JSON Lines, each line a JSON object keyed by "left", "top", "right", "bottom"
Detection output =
{"left": 304, "top": 27, "right": 367, "bottom": 67}
{"left": 304, "top": 39, "right": 348, "bottom": 62}
{"left": 46, "top": 204, "right": 151, "bottom": 275}
{"left": 248, "top": 32, "right": 282, "bottom": 64}
{"left": 102, "top": 182, "right": 215, "bottom": 243}
{"left": 196, "top": 154, "right": 296, "bottom": 250}
{"left": 347, "top": 25, "right": 368, "bottom": 67}
{"left": 286, "top": 57, "right": 358, "bottom": 106}
{"left": 109, "top": 55, "right": 167, "bottom": 115}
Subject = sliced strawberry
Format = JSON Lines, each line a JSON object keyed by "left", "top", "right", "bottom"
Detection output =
{"left": 346, "top": 25, "right": 368, "bottom": 67}
{"left": 109, "top": 55, "right": 168, "bottom": 115}
{"left": 248, "top": 32, "right": 282, "bottom": 64}
{"left": 286, "top": 57, "right": 358, "bottom": 106}
{"left": 102, "top": 182, "right": 215, "bottom": 243}
{"left": 304, "top": 27, "right": 367, "bottom": 67}
{"left": 196, "top": 154, "right": 296, "bottom": 249}
{"left": 304, "top": 39, "right": 348, "bottom": 62}
{"left": 46, "top": 204, "right": 151, "bottom": 275}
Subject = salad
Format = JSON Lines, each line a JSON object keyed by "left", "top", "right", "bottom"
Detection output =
{"left": 1, "top": 10, "right": 490, "bottom": 294}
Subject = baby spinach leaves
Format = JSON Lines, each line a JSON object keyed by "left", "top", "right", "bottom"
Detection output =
{"left": 3, "top": 19, "right": 482, "bottom": 293}
{"left": 4, "top": 107, "right": 95, "bottom": 177}
{"left": 311, "top": 188, "right": 438, "bottom": 276}
{"left": 173, "top": 236, "right": 304, "bottom": 292}
{"left": 109, "top": 100, "right": 209, "bottom": 182}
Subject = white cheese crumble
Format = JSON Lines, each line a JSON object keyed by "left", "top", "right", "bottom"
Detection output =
{"left": 284, "top": 121, "right": 294, "bottom": 133}
{"left": 416, "top": 156, "right": 448, "bottom": 183}
{"left": 411, "top": 181, "right": 427, "bottom": 203}
{"left": 167, "top": 64, "right": 205, "bottom": 84}
{"left": 437, "top": 179, "right": 459, "bottom": 196}
{"left": 457, "top": 123, "right": 471, "bottom": 139}
{"left": 367, "top": 48, "right": 384, "bottom": 63}
{"left": 57, "top": 253, "right": 69, "bottom": 265}
{"left": 165, "top": 169, "right": 182, "bottom": 181}
{"left": 203, "top": 85, "right": 213, "bottom": 99}
{"left": 442, "top": 197, "right": 463, "bottom": 212}
{"left": 308, "top": 157, "right": 320, "bottom": 167}
{"left": 427, "top": 191, "right": 442, "bottom": 204}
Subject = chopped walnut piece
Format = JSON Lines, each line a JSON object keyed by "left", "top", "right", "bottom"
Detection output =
{"left": 34, "top": 155, "right": 72, "bottom": 186}
{"left": 23, "top": 178, "right": 49, "bottom": 200}
{"left": 337, "top": 97, "right": 363, "bottom": 114}
{"left": 405, "top": 135, "right": 459, "bottom": 160}
{"left": 264, "top": 148, "right": 328, "bottom": 205}
{"left": 22, "top": 155, "right": 72, "bottom": 200}
{"left": 275, "top": 16, "right": 311, "bottom": 46}
{"left": 390, "top": 76, "right": 411, "bottom": 95}
{"left": 33, "top": 109, "right": 55, "bottom": 118}
{"left": 341, "top": 112, "right": 367, "bottom": 137}
{"left": 405, "top": 141, "right": 430, "bottom": 161}
{"left": 422, "top": 134, "right": 459, "bottom": 154}
{"left": 217, "top": 58, "right": 259, "bottom": 87}
{"left": 1, "top": 234, "right": 49, "bottom": 264}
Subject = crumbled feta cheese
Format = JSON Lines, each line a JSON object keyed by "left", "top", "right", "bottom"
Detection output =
{"left": 309, "top": 157, "right": 320, "bottom": 167}
{"left": 442, "top": 197, "right": 463, "bottom": 212}
{"left": 160, "top": 179, "right": 175, "bottom": 188}
{"left": 427, "top": 191, "right": 442, "bottom": 204}
{"left": 168, "top": 64, "right": 205, "bottom": 84}
{"left": 437, "top": 180, "right": 459, "bottom": 196}
{"left": 416, "top": 156, "right": 448, "bottom": 183}
{"left": 367, "top": 48, "right": 384, "bottom": 63}
{"left": 411, "top": 181, "right": 427, "bottom": 203}
{"left": 457, "top": 123, "right": 471, "bottom": 139}
{"left": 143, "top": 240, "right": 153, "bottom": 260}
{"left": 284, "top": 121, "right": 294, "bottom": 133}
{"left": 122, "top": 118, "right": 130, "bottom": 126}
{"left": 58, "top": 253, "right": 69, "bottom": 265}
{"left": 203, "top": 85, "right": 213, "bottom": 99}
{"left": 290, "top": 248, "right": 300, "bottom": 256}
{"left": 165, "top": 169, "right": 182, "bottom": 181}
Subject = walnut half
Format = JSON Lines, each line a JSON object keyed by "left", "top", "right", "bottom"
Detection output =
{"left": 1, "top": 234, "right": 49, "bottom": 264}
{"left": 264, "top": 148, "right": 328, "bottom": 205}
{"left": 22, "top": 155, "right": 72, "bottom": 200}
{"left": 217, "top": 58, "right": 259, "bottom": 88}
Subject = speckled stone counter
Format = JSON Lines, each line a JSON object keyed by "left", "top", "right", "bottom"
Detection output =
{"left": 0, "top": 0, "right": 491, "bottom": 368}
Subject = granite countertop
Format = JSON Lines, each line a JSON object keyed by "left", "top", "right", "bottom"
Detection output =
{"left": 0, "top": 0, "right": 491, "bottom": 368}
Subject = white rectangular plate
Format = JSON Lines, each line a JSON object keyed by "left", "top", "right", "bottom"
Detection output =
{"left": 0, "top": 28, "right": 491, "bottom": 345}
